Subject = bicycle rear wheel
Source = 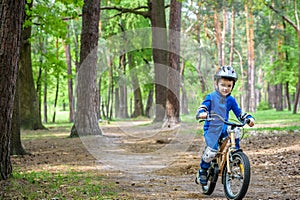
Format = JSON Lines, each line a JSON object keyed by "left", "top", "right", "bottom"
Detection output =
{"left": 222, "top": 151, "right": 251, "bottom": 200}
{"left": 202, "top": 162, "right": 219, "bottom": 195}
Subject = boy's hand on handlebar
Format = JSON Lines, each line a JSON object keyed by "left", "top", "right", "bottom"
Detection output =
{"left": 199, "top": 112, "right": 208, "bottom": 119}
{"left": 247, "top": 118, "right": 255, "bottom": 127}
{"left": 196, "top": 112, "right": 208, "bottom": 120}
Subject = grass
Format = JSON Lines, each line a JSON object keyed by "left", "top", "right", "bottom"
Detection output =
{"left": 249, "top": 109, "right": 300, "bottom": 131}
{"left": 252, "top": 109, "right": 300, "bottom": 124}
{"left": 182, "top": 109, "right": 300, "bottom": 131}
{"left": 1, "top": 170, "right": 118, "bottom": 199}
{"left": 21, "top": 126, "right": 72, "bottom": 141}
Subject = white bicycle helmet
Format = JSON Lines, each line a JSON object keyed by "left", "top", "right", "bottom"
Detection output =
{"left": 214, "top": 66, "right": 238, "bottom": 82}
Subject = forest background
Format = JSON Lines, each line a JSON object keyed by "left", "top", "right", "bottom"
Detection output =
{"left": 19, "top": 0, "right": 300, "bottom": 129}
{"left": 1, "top": 0, "right": 300, "bottom": 184}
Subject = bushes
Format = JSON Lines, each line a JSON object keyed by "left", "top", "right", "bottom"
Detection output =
{"left": 257, "top": 101, "right": 270, "bottom": 111}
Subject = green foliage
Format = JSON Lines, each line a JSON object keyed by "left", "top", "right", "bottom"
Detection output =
{"left": 27, "top": 0, "right": 300, "bottom": 122}
{"left": 2, "top": 170, "right": 118, "bottom": 199}
{"left": 29, "top": 0, "right": 82, "bottom": 119}
{"left": 257, "top": 101, "right": 270, "bottom": 111}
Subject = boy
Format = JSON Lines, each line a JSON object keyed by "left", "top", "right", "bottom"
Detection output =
{"left": 195, "top": 66, "right": 255, "bottom": 185}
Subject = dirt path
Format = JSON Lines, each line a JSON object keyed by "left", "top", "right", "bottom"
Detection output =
{"left": 94, "top": 122, "right": 300, "bottom": 199}
{"left": 13, "top": 121, "right": 300, "bottom": 199}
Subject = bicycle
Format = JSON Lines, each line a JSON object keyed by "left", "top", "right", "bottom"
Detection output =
{"left": 197, "top": 113, "right": 251, "bottom": 200}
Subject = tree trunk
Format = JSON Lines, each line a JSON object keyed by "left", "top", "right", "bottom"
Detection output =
{"left": 293, "top": 32, "right": 300, "bottom": 113}
{"left": 180, "top": 61, "right": 189, "bottom": 115}
{"left": 19, "top": 0, "right": 45, "bottom": 130}
{"left": 256, "top": 67, "right": 262, "bottom": 109}
{"left": 149, "top": 0, "right": 168, "bottom": 122}
{"left": 109, "top": 76, "right": 114, "bottom": 120}
{"left": 195, "top": 21, "right": 206, "bottom": 93}
{"left": 11, "top": 76, "right": 27, "bottom": 156}
{"left": 165, "top": 0, "right": 182, "bottom": 127}
{"left": 268, "top": 84, "right": 276, "bottom": 109}
{"left": 43, "top": 68, "right": 48, "bottom": 123}
{"left": 283, "top": 20, "right": 292, "bottom": 111}
{"left": 229, "top": 5, "right": 235, "bottom": 66}
{"left": 145, "top": 89, "right": 154, "bottom": 118}
{"left": 275, "top": 22, "right": 285, "bottom": 111}
{"left": 73, "top": 0, "right": 102, "bottom": 136}
{"left": 106, "top": 58, "right": 113, "bottom": 120}
{"left": 118, "top": 54, "right": 129, "bottom": 118}
{"left": 52, "top": 75, "right": 59, "bottom": 123}
{"left": 0, "top": 0, "right": 25, "bottom": 180}
{"left": 214, "top": 7, "right": 222, "bottom": 66}
{"left": 128, "top": 53, "right": 144, "bottom": 118}
{"left": 275, "top": 84, "right": 283, "bottom": 111}
{"left": 265, "top": 3, "right": 300, "bottom": 113}
{"left": 115, "top": 87, "right": 120, "bottom": 118}
{"left": 221, "top": 6, "right": 227, "bottom": 66}
{"left": 63, "top": 33, "right": 74, "bottom": 123}
{"left": 285, "top": 82, "right": 291, "bottom": 111}
{"left": 245, "top": 2, "right": 256, "bottom": 112}
{"left": 36, "top": 37, "right": 43, "bottom": 125}
{"left": 96, "top": 78, "right": 101, "bottom": 120}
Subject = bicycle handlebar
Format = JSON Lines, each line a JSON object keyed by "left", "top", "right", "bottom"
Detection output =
{"left": 198, "top": 113, "right": 250, "bottom": 128}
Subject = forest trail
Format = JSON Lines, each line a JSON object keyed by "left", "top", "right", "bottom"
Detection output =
{"left": 11, "top": 121, "right": 300, "bottom": 199}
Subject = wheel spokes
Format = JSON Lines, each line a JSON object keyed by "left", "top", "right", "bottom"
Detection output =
{"left": 226, "top": 158, "right": 245, "bottom": 195}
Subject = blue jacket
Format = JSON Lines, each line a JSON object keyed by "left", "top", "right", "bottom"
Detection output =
{"left": 196, "top": 90, "right": 252, "bottom": 148}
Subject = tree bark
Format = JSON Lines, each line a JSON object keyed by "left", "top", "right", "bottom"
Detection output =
{"left": 128, "top": 53, "right": 144, "bottom": 117}
{"left": 293, "top": 32, "right": 300, "bottom": 113}
{"left": 275, "top": 22, "right": 284, "bottom": 111}
{"left": 245, "top": 2, "right": 256, "bottom": 112}
{"left": 73, "top": 0, "right": 102, "bottom": 136}
{"left": 115, "top": 87, "right": 120, "bottom": 118}
{"left": 275, "top": 84, "right": 283, "bottom": 111}
{"left": 0, "top": 0, "right": 25, "bottom": 180}
{"left": 11, "top": 76, "right": 27, "bottom": 156}
{"left": 63, "top": 32, "right": 74, "bottom": 123}
{"left": 221, "top": 6, "right": 227, "bottom": 66}
{"left": 214, "top": 7, "right": 222, "bottom": 66}
{"left": 165, "top": 0, "right": 182, "bottom": 127}
{"left": 52, "top": 75, "right": 59, "bottom": 123}
{"left": 229, "top": 5, "right": 235, "bottom": 66}
{"left": 118, "top": 54, "right": 129, "bottom": 118}
{"left": 145, "top": 89, "right": 154, "bottom": 118}
{"left": 106, "top": 58, "right": 113, "bottom": 120}
{"left": 149, "top": 0, "right": 168, "bottom": 122}
{"left": 43, "top": 68, "right": 48, "bottom": 123}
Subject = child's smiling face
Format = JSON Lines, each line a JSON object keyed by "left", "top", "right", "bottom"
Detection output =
{"left": 215, "top": 78, "right": 234, "bottom": 96}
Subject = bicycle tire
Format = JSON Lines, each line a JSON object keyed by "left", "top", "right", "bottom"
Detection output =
{"left": 222, "top": 151, "right": 251, "bottom": 200}
{"left": 202, "top": 163, "right": 219, "bottom": 195}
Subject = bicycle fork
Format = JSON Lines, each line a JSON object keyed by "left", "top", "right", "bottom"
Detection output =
{"left": 219, "top": 131, "right": 236, "bottom": 175}
{"left": 226, "top": 131, "right": 237, "bottom": 174}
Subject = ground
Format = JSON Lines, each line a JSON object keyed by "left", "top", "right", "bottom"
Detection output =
{"left": 6, "top": 121, "right": 300, "bottom": 199}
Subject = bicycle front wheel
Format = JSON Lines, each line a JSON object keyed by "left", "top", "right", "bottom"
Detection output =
{"left": 222, "top": 151, "right": 251, "bottom": 200}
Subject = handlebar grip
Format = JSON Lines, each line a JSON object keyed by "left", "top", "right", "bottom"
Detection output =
{"left": 198, "top": 117, "right": 214, "bottom": 123}
{"left": 245, "top": 118, "right": 251, "bottom": 124}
